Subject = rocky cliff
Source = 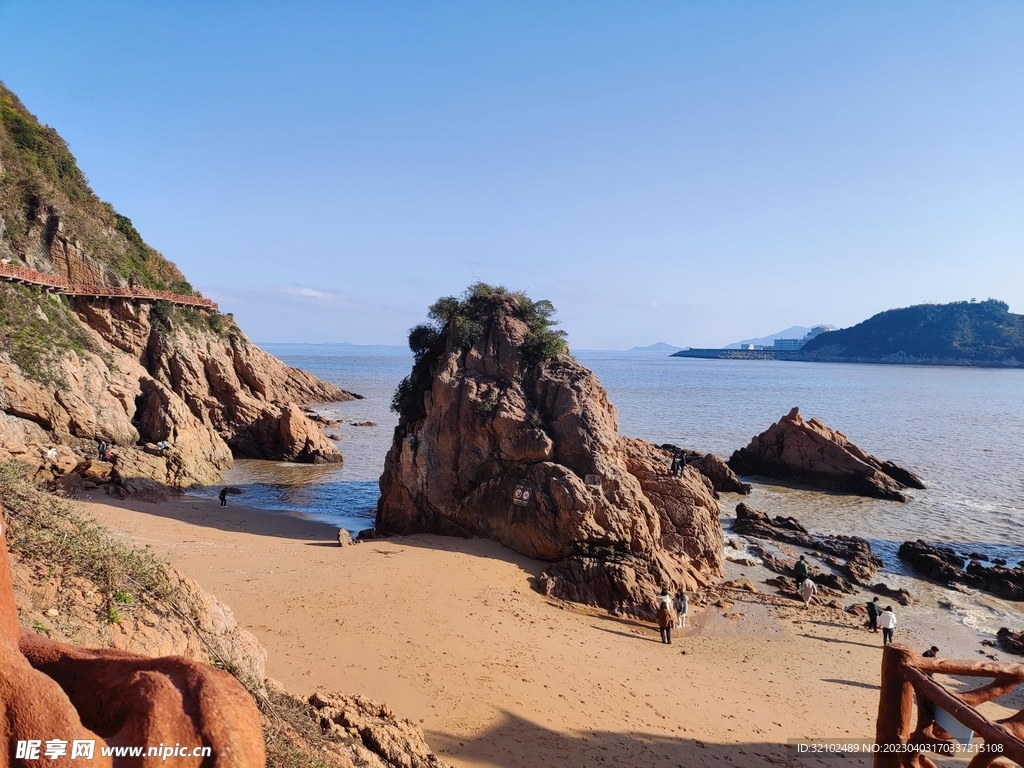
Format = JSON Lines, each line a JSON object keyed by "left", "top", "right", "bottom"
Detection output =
{"left": 377, "top": 284, "right": 724, "bottom": 619}
{"left": 729, "top": 408, "right": 925, "bottom": 501}
{"left": 0, "top": 83, "right": 356, "bottom": 488}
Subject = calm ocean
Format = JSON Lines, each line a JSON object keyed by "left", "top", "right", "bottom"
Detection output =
{"left": 196, "top": 344, "right": 1024, "bottom": 635}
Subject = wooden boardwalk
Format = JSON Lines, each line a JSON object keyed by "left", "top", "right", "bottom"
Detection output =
{"left": 0, "top": 262, "right": 217, "bottom": 311}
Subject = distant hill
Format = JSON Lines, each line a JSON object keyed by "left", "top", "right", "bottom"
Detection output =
{"left": 629, "top": 342, "right": 682, "bottom": 354}
{"left": 800, "top": 300, "right": 1024, "bottom": 366}
{"left": 726, "top": 325, "right": 834, "bottom": 349}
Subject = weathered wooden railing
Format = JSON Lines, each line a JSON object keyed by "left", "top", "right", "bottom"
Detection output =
{"left": 0, "top": 262, "right": 217, "bottom": 310}
{"left": 875, "top": 644, "right": 1024, "bottom": 767}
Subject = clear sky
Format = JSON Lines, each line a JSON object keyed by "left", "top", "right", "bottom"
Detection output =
{"left": 1, "top": 1, "right": 1021, "bottom": 348}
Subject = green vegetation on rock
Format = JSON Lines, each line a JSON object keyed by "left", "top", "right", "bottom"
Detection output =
{"left": 0, "top": 283, "right": 99, "bottom": 383}
{"left": 801, "top": 299, "right": 1024, "bottom": 364}
{"left": 0, "top": 82, "right": 196, "bottom": 294}
{"left": 392, "top": 283, "right": 569, "bottom": 421}
{"left": 0, "top": 460, "right": 172, "bottom": 607}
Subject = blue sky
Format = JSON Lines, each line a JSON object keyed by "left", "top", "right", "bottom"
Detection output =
{"left": 1, "top": 1, "right": 1021, "bottom": 348}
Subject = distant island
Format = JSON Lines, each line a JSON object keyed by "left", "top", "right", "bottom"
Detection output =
{"left": 629, "top": 342, "right": 683, "bottom": 353}
{"left": 673, "top": 300, "right": 1024, "bottom": 368}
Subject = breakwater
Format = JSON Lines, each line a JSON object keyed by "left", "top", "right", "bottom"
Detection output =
{"left": 671, "top": 348, "right": 800, "bottom": 361}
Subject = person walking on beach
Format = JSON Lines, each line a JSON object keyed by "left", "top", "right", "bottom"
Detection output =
{"left": 866, "top": 597, "right": 881, "bottom": 633}
{"left": 799, "top": 577, "right": 817, "bottom": 609}
{"left": 656, "top": 587, "right": 674, "bottom": 644}
{"left": 794, "top": 555, "right": 809, "bottom": 590}
{"left": 219, "top": 487, "right": 228, "bottom": 507}
{"left": 878, "top": 606, "right": 897, "bottom": 646}
{"left": 674, "top": 590, "right": 689, "bottom": 629}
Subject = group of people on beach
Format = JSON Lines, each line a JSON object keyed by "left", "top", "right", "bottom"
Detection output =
{"left": 654, "top": 587, "right": 689, "bottom": 644}
{"left": 865, "top": 596, "right": 898, "bottom": 645}
{"left": 794, "top": 555, "right": 899, "bottom": 645}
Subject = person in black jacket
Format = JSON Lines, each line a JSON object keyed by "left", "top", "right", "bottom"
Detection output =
{"left": 866, "top": 597, "right": 881, "bottom": 633}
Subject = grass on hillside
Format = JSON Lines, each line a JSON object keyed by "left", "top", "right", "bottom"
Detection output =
{"left": 0, "top": 461, "right": 172, "bottom": 608}
{"left": 0, "top": 84, "right": 194, "bottom": 293}
{"left": 0, "top": 283, "right": 102, "bottom": 384}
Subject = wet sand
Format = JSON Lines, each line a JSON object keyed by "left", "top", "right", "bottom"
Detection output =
{"left": 82, "top": 492, "right": 1021, "bottom": 768}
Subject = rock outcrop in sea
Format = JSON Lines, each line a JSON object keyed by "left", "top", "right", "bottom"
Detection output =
{"left": 728, "top": 407, "right": 925, "bottom": 501}
{"left": 898, "top": 540, "right": 1024, "bottom": 602}
{"left": 377, "top": 285, "right": 724, "bottom": 619}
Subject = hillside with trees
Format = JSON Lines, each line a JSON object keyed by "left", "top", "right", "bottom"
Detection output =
{"left": 800, "top": 300, "right": 1024, "bottom": 366}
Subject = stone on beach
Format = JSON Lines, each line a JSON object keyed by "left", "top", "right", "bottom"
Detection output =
{"left": 728, "top": 407, "right": 925, "bottom": 501}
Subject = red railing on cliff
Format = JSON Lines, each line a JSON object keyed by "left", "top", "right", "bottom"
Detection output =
{"left": 0, "top": 262, "right": 217, "bottom": 311}
{"left": 874, "top": 644, "right": 1024, "bottom": 767}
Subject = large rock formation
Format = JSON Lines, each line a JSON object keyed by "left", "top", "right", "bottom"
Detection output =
{"left": 377, "top": 286, "right": 724, "bottom": 619}
{"left": 728, "top": 407, "right": 925, "bottom": 501}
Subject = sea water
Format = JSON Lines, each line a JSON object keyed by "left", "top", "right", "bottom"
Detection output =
{"left": 198, "top": 345, "right": 1024, "bottom": 634}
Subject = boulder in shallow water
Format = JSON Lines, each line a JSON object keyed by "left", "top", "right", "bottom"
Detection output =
{"left": 728, "top": 407, "right": 924, "bottom": 501}
{"left": 734, "top": 502, "right": 883, "bottom": 585}
{"left": 997, "top": 628, "right": 1024, "bottom": 656}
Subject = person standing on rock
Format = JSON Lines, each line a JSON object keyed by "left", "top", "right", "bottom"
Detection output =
{"left": 674, "top": 590, "right": 689, "bottom": 629}
{"left": 98, "top": 441, "right": 108, "bottom": 461}
{"left": 794, "top": 555, "right": 809, "bottom": 590}
{"left": 219, "top": 487, "right": 228, "bottom": 507}
{"left": 656, "top": 587, "right": 674, "bottom": 643}
{"left": 799, "top": 577, "right": 817, "bottom": 609}
{"left": 878, "top": 606, "right": 897, "bottom": 646}
{"left": 670, "top": 452, "right": 687, "bottom": 478}
{"left": 866, "top": 597, "right": 881, "bottom": 633}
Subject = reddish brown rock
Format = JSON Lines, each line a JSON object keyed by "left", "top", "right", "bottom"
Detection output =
{"left": 659, "top": 445, "right": 751, "bottom": 496}
{"left": 1, "top": 518, "right": 114, "bottom": 767}
{"left": 377, "top": 287, "right": 724, "bottom": 619}
{"left": 729, "top": 407, "right": 924, "bottom": 501}
{"left": 20, "top": 631, "right": 265, "bottom": 767}
{"left": 2, "top": 511, "right": 264, "bottom": 766}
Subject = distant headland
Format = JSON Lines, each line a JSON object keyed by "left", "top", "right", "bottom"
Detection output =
{"left": 673, "top": 300, "right": 1024, "bottom": 367}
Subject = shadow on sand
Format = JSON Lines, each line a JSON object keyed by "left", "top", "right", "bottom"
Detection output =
{"left": 425, "top": 708, "right": 874, "bottom": 768}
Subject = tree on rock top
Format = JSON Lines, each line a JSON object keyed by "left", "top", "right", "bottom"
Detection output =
{"left": 392, "top": 282, "right": 568, "bottom": 424}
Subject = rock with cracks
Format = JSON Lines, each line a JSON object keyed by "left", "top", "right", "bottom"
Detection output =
{"left": 728, "top": 407, "right": 924, "bottom": 501}
{"left": 377, "top": 287, "right": 724, "bottom": 620}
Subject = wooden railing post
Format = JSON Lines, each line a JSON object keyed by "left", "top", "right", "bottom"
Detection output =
{"left": 875, "top": 644, "right": 916, "bottom": 768}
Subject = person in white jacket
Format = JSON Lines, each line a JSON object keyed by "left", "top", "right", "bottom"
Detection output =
{"left": 878, "top": 606, "right": 897, "bottom": 646}
{"left": 799, "top": 578, "right": 817, "bottom": 609}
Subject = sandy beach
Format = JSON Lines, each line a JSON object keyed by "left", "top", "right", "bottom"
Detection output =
{"left": 82, "top": 492, "right": 1020, "bottom": 768}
